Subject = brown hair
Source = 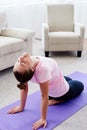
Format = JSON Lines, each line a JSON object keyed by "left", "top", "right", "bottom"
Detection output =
{"left": 13, "top": 69, "right": 34, "bottom": 89}
{"left": 17, "top": 83, "right": 27, "bottom": 89}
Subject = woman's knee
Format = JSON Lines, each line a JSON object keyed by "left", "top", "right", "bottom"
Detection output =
{"left": 78, "top": 81, "right": 84, "bottom": 92}
{"left": 69, "top": 80, "right": 84, "bottom": 95}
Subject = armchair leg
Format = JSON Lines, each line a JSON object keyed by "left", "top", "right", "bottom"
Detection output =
{"left": 45, "top": 51, "right": 49, "bottom": 57}
{"left": 77, "top": 51, "right": 82, "bottom": 57}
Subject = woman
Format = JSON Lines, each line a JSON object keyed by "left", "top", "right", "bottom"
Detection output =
{"left": 8, "top": 52, "right": 84, "bottom": 130}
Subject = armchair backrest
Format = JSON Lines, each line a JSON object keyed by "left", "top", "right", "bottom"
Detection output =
{"left": 46, "top": 3, "right": 74, "bottom": 32}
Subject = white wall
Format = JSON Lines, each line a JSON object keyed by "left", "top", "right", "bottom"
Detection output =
{"left": 74, "top": 2, "right": 87, "bottom": 38}
{"left": 0, "top": 0, "right": 44, "bottom": 5}
{"left": 0, "top": 1, "right": 87, "bottom": 38}
{"left": 4, "top": 3, "right": 45, "bottom": 39}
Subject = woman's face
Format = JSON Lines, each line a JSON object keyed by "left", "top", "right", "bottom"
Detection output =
{"left": 13, "top": 53, "right": 33, "bottom": 73}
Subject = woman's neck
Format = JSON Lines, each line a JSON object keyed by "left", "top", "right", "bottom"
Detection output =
{"left": 31, "top": 56, "right": 40, "bottom": 70}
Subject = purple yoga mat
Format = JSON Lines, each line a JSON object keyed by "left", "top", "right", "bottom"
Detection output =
{"left": 0, "top": 71, "right": 87, "bottom": 130}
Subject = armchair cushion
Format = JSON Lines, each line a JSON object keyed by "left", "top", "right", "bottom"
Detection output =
{"left": 0, "top": 36, "right": 25, "bottom": 56}
{"left": 49, "top": 32, "right": 80, "bottom": 44}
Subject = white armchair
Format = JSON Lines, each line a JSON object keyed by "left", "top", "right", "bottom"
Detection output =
{"left": 42, "top": 3, "right": 85, "bottom": 57}
{"left": 0, "top": 28, "right": 34, "bottom": 71}
{"left": 0, "top": 10, "right": 34, "bottom": 71}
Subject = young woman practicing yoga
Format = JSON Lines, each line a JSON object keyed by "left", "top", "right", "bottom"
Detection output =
{"left": 8, "top": 52, "right": 84, "bottom": 130}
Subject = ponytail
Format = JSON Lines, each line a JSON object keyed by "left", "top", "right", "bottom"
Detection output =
{"left": 17, "top": 83, "right": 26, "bottom": 89}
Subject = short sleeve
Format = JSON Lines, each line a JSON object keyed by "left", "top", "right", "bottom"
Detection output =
{"left": 36, "top": 65, "right": 51, "bottom": 83}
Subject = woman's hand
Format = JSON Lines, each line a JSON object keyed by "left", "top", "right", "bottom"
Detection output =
{"left": 32, "top": 119, "right": 47, "bottom": 130}
{"left": 7, "top": 106, "right": 24, "bottom": 114}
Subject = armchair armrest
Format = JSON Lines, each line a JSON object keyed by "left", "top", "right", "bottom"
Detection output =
{"left": 42, "top": 23, "right": 49, "bottom": 37}
{"left": 42, "top": 23, "right": 49, "bottom": 50}
{"left": 74, "top": 23, "right": 85, "bottom": 49}
{"left": 0, "top": 28, "right": 35, "bottom": 40}
{"left": 74, "top": 24, "right": 85, "bottom": 38}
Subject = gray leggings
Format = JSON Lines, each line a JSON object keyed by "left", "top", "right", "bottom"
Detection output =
{"left": 49, "top": 76, "right": 84, "bottom": 101}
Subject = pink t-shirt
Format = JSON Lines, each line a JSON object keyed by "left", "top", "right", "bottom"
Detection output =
{"left": 31, "top": 56, "right": 69, "bottom": 97}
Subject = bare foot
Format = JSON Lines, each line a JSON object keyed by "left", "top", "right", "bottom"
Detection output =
{"left": 48, "top": 100, "right": 63, "bottom": 106}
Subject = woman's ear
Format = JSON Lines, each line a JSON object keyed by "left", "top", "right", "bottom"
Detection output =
{"left": 31, "top": 62, "right": 37, "bottom": 71}
{"left": 31, "top": 66, "right": 35, "bottom": 71}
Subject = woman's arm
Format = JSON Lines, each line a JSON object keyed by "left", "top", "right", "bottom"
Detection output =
{"left": 40, "top": 81, "right": 49, "bottom": 120}
{"left": 7, "top": 82, "right": 28, "bottom": 114}
{"left": 20, "top": 82, "right": 28, "bottom": 109}
{"left": 32, "top": 81, "right": 49, "bottom": 130}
